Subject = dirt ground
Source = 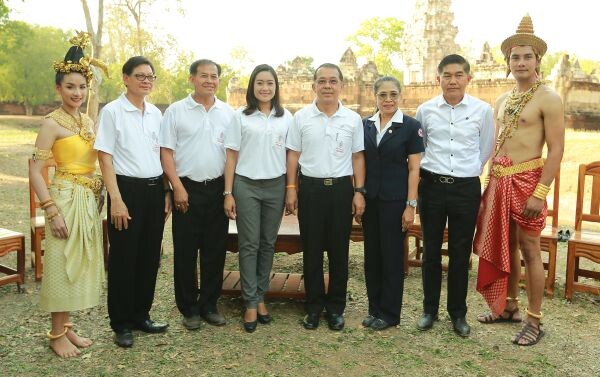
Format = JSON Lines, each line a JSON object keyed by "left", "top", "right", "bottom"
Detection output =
{"left": 1, "top": 116, "right": 599, "bottom": 377}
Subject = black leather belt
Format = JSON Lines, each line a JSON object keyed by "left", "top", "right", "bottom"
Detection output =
{"left": 300, "top": 175, "right": 351, "bottom": 186}
{"left": 117, "top": 175, "right": 162, "bottom": 186}
{"left": 420, "top": 169, "right": 477, "bottom": 184}
{"left": 181, "top": 176, "right": 224, "bottom": 186}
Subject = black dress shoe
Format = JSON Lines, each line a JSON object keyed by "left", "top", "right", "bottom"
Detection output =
{"left": 327, "top": 313, "right": 345, "bottom": 331}
{"left": 416, "top": 313, "right": 438, "bottom": 331}
{"left": 134, "top": 319, "right": 169, "bottom": 333}
{"left": 302, "top": 313, "right": 320, "bottom": 330}
{"left": 257, "top": 313, "right": 272, "bottom": 325}
{"left": 202, "top": 312, "right": 226, "bottom": 326}
{"left": 243, "top": 320, "right": 258, "bottom": 333}
{"left": 452, "top": 317, "right": 471, "bottom": 337}
{"left": 362, "top": 315, "right": 376, "bottom": 327}
{"left": 114, "top": 329, "right": 133, "bottom": 348}
{"left": 370, "top": 318, "right": 392, "bottom": 331}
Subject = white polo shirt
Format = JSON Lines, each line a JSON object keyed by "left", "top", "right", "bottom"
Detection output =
{"left": 159, "top": 94, "right": 234, "bottom": 181}
{"left": 225, "top": 107, "right": 292, "bottom": 180}
{"left": 286, "top": 101, "right": 364, "bottom": 178}
{"left": 416, "top": 94, "right": 495, "bottom": 177}
{"left": 94, "top": 93, "right": 163, "bottom": 178}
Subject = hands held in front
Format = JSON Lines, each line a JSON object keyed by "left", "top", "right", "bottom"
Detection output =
{"left": 522, "top": 196, "right": 544, "bottom": 219}
{"left": 285, "top": 188, "right": 298, "bottom": 216}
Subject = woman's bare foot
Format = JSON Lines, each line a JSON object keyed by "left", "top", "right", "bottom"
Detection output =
{"left": 66, "top": 328, "right": 93, "bottom": 348}
{"left": 48, "top": 330, "right": 80, "bottom": 358}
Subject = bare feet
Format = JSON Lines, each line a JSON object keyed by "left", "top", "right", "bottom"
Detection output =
{"left": 477, "top": 301, "right": 522, "bottom": 323}
{"left": 66, "top": 328, "right": 93, "bottom": 348}
{"left": 244, "top": 308, "right": 257, "bottom": 322}
{"left": 48, "top": 329, "right": 80, "bottom": 358}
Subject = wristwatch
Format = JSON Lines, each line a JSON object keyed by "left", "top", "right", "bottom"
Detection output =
{"left": 406, "top": 199, "right": 417, "bottom": 208}
{"left": 354, "top": 187, "right": 367, "bottom": 195}
{"left": 223, "top": 191, "right": 232, "bottom": 196}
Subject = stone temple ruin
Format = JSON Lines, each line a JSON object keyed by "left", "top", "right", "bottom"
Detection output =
{"left": 226, "top": 0, "right": 600, "bottom": 129}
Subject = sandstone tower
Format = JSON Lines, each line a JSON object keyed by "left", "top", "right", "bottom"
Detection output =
{"left": 402, "top": 0, "right": 460, "bottom": 84}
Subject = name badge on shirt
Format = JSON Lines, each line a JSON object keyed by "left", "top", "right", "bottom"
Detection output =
{"left": 334, "top": 139, "right": 345, "bottom": 157}
{"left": 216, "top": 130, "right": 225, "bottom": 145}
{"left": 151, "top": 131, "right": 160, "bottom": 154}
{"left": 273, "top": 134, "right": 284, "bottom": 150}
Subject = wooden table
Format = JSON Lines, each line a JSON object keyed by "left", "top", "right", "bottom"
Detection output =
{"left": 0, "top": 228, "right": 26, "bottom": 291}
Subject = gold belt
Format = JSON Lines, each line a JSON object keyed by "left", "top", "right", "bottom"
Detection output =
{"left": 54, "top": 170, "right": 104, "bottom": 194}
{"left": 491, "top": 158, "right": 544, "bottom": 178}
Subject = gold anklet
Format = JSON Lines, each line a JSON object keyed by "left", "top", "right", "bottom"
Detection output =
{"left": 506, "top": 296, "right": 520, "bottom": 303}
{"left": 525, "top": 308, "right": 543, "bottom": 320}
{"left": 46, "top": 327, "right": 68, "bottom": 340}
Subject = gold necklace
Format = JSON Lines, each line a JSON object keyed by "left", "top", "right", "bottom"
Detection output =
{"left": 49, "top": 107, "right": 95, "bottom": 144}
{"left": 495, "top": 80, "right": 542, "bottom": 154}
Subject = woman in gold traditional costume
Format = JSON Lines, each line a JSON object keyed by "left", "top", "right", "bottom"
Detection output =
{"left": 29, "top": 33, "right": 106, "bottom": 358}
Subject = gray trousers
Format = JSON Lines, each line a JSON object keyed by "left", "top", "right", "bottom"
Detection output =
{"left": 233, "top": 174, "right": 285, "bottom": 308}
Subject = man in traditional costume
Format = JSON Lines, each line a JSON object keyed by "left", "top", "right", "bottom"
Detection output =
{"left": 29, "top": 32, "right": 107, "bottom": 357}
{"left": 474, "top": 15, "right": 565, "bottom": 346}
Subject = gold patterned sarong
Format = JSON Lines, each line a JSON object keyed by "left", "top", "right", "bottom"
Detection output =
{"left": 39, "top": 111, "right": 105, "bottom": 312}
{"left": 473, "top": 156, "right": 546, "bottom": 316}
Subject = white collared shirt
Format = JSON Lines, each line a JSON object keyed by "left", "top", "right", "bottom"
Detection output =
{"left": 286, "top": 100, "right": 364, "bottom": 178}
{"left": 225, "top": 107, "right": 292, "bottom": 180}
{"left": 159, "top": 94, "right": 235, "bottom": 181}
{"left": 416, "top": 94, "right": 495, "bottom": 177}
{"left": 94, "top": 93, "right": 163, "bottom": 178}
{"left": 368, "top": 109, "right": 405, "bottom": 145}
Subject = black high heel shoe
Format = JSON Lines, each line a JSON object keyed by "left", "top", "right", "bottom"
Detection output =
{"left": 257, "top": 313, "right": 272, "bottom": 324}
{"left": 243, "top": 320, "right": 258, "bottom": 333}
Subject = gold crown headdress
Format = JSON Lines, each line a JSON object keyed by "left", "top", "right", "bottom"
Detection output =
{"left": 500, "top": 14, "right": 547, "bottom": 59}
{"left": 52, "top": 31, "right": 109, "bottom": 83}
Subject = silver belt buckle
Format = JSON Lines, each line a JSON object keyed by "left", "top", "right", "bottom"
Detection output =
{"left": 324, "top": 178, "right": 333, "bottom": 186}
{"left": 439, "top": 176, "right": 455, "bottom": 184}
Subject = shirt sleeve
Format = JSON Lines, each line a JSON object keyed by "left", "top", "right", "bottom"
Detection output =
{"left": 224, "top": 110, "right": 242, "bottom": 151}
{"left": 415, "top": 105, "right": 427, "bottom": 149}
{"left": 286, "top": 112, "right": 302, "bottom": 152}
{"left": 351, "top": 114, "right": 365, "bottom": 153}
{"left": 478, "top": 104, "right": 496, "bottom": 171}
{"left": 159, "top": 105, "right": 177, "bottom": 150}
{"left": 93, "top": 106, "right": 117, "bottom": 154}
{"left": 408, "top": 120, "right": 426, "bottom": 155}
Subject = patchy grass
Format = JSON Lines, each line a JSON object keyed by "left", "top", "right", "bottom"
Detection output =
{"left": 0, "top": 116, "right": 599, "bottom": 376}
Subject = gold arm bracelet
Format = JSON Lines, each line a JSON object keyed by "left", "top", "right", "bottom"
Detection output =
{"left": 32, "top": 148, "right": 52, "bottom": 161}
{"left": 532, "top": 183, "right": 551, "bottom": 200}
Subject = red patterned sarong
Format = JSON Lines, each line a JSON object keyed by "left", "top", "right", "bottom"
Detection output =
{"left": 473, "top": 156, "right": 547, "bottom": 315}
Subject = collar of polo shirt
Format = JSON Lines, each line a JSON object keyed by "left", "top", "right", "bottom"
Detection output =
{"left": 118, "top": 93, "right": 160, "bottom": 114}
{"left": 436, "top": 93, "right": 471, "bottom": 108}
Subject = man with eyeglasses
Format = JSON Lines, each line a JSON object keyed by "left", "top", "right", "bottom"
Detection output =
{"left": 286, "top": 63, "right": 366, "bottom": 331}
{"left": 160, "top": 59, "right": 234, "bottom": 330}
{"left": 414, "top": 54, "right": 494, "bottom": 337}
{"left": 95, "top": 56, "right": 172, "bottom": 348}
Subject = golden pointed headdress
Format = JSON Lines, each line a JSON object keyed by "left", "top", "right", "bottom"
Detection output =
{"left": 52, "top": 31, "right": 109, "bottom": 83}
{"left": 501, "top": 14, "right": 547, "bottom": 59}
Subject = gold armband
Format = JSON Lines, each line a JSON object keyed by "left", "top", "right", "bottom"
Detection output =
{"left": 32, "top": 148, "right": 52, "bottom": 161}
{"left": 532, "top": 183, "right": 550, "bottom": 200}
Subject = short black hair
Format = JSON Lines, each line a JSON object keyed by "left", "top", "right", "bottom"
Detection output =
{"left": 437, "top": 54, "right": 470, "bottom": 75}
{"left": 243, "top": 64, "right": 284, "bottom": 117}
{"left": 122, "top": 56, "right": 154, "bottom": 75}
{"left": 313, "top": 63, "right": 343, "bottom": 81}
{"left": 189, "top": 59, "right": 221, "bottom": 76}
{"left": 373, "top": 76, "right": 401, "bottom": 94}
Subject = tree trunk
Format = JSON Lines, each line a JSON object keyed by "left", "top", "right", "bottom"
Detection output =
{"left": 24, "top": 99, "right": 33, "bottom": 116}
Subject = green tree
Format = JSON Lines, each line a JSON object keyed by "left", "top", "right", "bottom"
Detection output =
{"left": 346, "top": 17, "right": 404, "bottom": 80}
{"left": 1, "top": 0, "right": 9, "bottom": 25}
{"left": 0, "top": 22, "right": 69, "bottom": 114}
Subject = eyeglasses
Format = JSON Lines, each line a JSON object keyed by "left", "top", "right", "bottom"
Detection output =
{"left": 376, "top": 92, "right": 399, "bottom": 101}
{"left": 133, "top": 74, "right": 157, "bottom": 82}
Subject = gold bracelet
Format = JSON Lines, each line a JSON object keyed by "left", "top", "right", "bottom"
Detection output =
{"left": 32, "top": 147, "right": 52, "bottom": 161}
{"left": 532, "top": 183, "right": 550, "bottom": 200}
{"left": 286, "top": 185, "right": 296, "bottom": 189}
{"left": 41, "top": 201, "right": 56, "bottom": 210}
{"left": 40, "top": 198, "right": 53, "bottom": 206}
{"left": 47, "top": 212, "right": 60, "bottom": 222}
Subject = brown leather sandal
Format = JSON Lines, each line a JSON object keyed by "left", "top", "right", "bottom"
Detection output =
{"left": 512, "top": 308, "right": 544, "bottom": 346}
{"left": 477, "top": 297, "right": 522, "bottom": 324}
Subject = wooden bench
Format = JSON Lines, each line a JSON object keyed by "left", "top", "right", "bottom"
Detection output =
{"left": 0, "top": 228, "right": 26, "bottom": 292}
{"left": 222, "top": 215, "right": 330, "bottom": 298}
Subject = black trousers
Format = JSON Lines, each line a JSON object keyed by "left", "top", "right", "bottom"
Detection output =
{"left": 298, "top": 175, "right": 353, "bottom": 315}
{"left": 418, "top": 170, "right": 480, "bottom": 320}
{"left": 107, "top": 175, "right": 165, "bottom": 332}
{"left": 173, "top": 176, "right": 228, "bottom": 317}
{"left": 362, "top": 198, "right": 406, "bottom": 326}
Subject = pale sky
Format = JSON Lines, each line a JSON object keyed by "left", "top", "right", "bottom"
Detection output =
{"left": 6, "top": 0, "right": 599, "bottom": 72}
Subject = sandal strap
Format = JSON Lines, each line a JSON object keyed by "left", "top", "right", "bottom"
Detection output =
{"left": 46, "top": 327, "right": 68, "bottom": 340}
{"left": 506, "top": 296, "right": 520, "bottom": 303}
{"left": 514, "top": 321, "right": 541, "bottom": 344}
{"left": 525, "top": 307, "right": 543, "bottom": 319}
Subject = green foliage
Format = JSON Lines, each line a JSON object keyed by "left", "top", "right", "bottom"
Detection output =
{"left": 0, "top": 0, "right": 9, "bottom": 25}
{"left": 346, "top": 17, "right": 404, "bottom": 80}
{"left": 540, "top": 51, "right": 568, "bottom": 78}
{"left": 0, "top": 21, "right": 69, "bottom": 111}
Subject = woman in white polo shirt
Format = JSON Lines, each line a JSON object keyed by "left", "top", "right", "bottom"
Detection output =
{"left": 223, "top": 64, "right": 292, "bottom": 333}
